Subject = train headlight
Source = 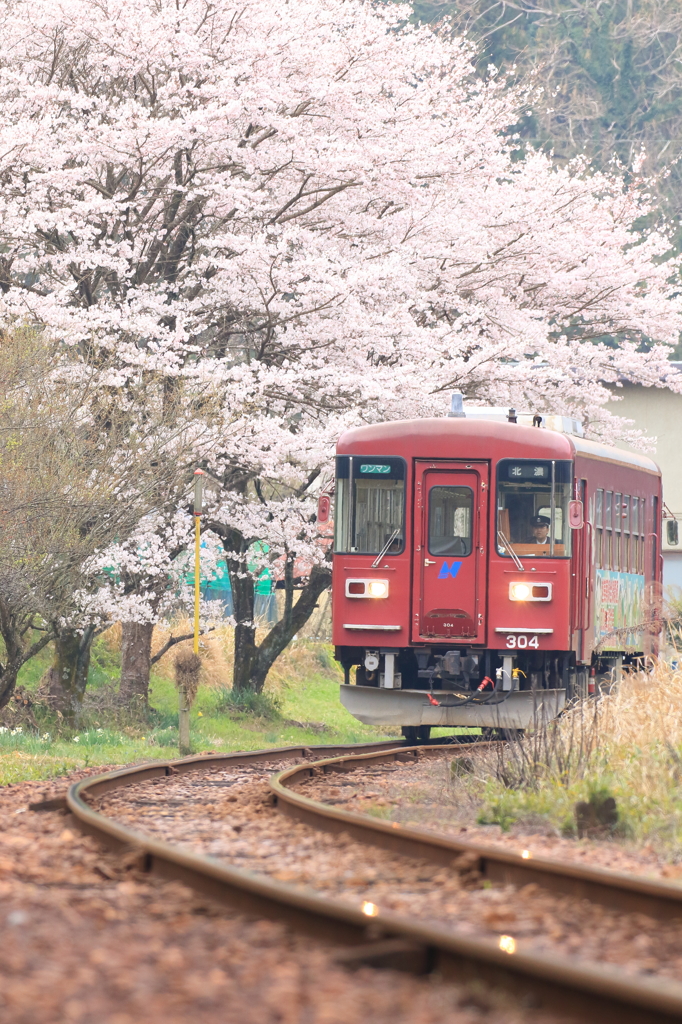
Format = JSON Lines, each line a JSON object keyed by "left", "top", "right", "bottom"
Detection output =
{"left": 346, "top": 578, "right": 389, "bottom": 599}
{"left": 509, "top": 582, "right": 552, "bottom": 602}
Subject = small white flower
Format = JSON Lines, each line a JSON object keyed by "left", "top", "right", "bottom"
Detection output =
{"left": 42, "top": 733, "right": 51, "bottom": 740}
{"left": 0, "top": 726, "right": 7, "bottom": 733}
{"left": 73, "top": 736, "right": 80, "bottom": 743}
{"left": 10, "top": 727, "right": 22, "bottom": 736}
{"left": 96, "top": 728, "right": 103, "bottom": 733}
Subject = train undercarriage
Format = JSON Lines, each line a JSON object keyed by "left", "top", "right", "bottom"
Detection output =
{"left": 336, "top": 645, "right": 626, "bottom": 735}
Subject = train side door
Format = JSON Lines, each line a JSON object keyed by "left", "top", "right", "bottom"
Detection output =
{"left": 571, "top": 478, "right": 589, "bottom": 661}
{"left": 412, "top": 462, "right": 489, "bottom": 643}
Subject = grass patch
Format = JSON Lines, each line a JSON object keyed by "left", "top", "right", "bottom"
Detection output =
{"left": 0, "top": 630, "right": 406, "bottom": 785}
{"left": 213, "top": 687, "right": 283, "bottom": 721}
{"left": 365, "top": 804, "right": 392, "bottom": 820}
{"left": 465, "top": 660, "right": 682, "bottom": 856}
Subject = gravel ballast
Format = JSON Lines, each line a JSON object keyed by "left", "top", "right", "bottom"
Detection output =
{"left": 95, "top": 755, "right": 682, "bottom": 985}
{"left": 0, "top": 768, "right": 554, "bottom": 1024}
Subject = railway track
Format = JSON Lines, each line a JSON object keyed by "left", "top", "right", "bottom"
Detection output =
{"left": 60, "top": 739, "right": 682, "bottom": 1024}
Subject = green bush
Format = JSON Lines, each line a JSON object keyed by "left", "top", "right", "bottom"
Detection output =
{"left": 213, "top": 686, "right": 282, "bottom": 720}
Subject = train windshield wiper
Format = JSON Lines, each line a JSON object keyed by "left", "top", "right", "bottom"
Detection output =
{"left": 372, "top": 528, "right": 401, "bottom": 568}
{"left": 497, "top": 529, "right": 524, "bottom": 571}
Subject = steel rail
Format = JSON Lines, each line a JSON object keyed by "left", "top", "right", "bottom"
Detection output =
{"left": 61, "top": 741, "right": 682, "bottom": 1024}
{"left": 271, "top": 745, "right": 682, "bottom": 922}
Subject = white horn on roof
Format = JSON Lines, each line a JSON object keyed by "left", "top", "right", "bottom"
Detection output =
{"left": 452, "top": 400, "right": 583, "bottom": 436}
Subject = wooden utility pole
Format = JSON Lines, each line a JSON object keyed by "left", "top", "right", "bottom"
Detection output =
{"left": 178, "top": 469, "right": 204, "bottom": 754}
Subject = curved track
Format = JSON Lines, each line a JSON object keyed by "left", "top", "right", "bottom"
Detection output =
{"left": 272, "top": 746, "right": 682, "bottom": 921}
{"left": 62, "top": 740, "right": 682, "bottom": 1024}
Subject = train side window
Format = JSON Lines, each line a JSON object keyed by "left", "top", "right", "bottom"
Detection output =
{"left": 429, "top": 486, "right": 473, "bottom": 556}
{"left": 651, "top": 496, "right": 659, "bottom": 578}
{"left": 595, "top": 489, "right": 604, "bottom": 568}
{"left": 604, "top": 491, "right": 613, "bottom": 569}
{"left": 613, "top": 493, "right": 622, "bottom": 570}
{"left": 622, "top": 495, "right": 630, "bottom": 534}
{"left": 622, "top": 495, "right": 630, "bottom": 571}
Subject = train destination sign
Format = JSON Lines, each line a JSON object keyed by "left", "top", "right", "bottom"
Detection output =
{"left": 507, "top": 463, "right": 549, "bottom": 479}
{"left": 359, "top": 464, "right": 391, "bottom": 474}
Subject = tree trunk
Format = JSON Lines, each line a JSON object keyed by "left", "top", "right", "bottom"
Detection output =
{"left": 46, "top": 627, "right": 96, "bottom": 719}
{"left": 0, "top": 598, "right": 53, "bottom": 709}
{"left": 229, "top": 554, "right": 258, "bottom": 692}
{"left": 251, "top": 565, "right": 331, "bottom": 691}
{"left": 214, "top": 521, "right": 332, "bottom": 694}
{"left": 0, "top": 663, "right": 21, "bottom": 711}
{"left": 230, "top": 555, "right": 331, "bottom": 693}
{"left": 0, "top": 599, "right": 26, "bottom": 708}
{"left": 119, "top": 620, "right": 155, "bottom": 706}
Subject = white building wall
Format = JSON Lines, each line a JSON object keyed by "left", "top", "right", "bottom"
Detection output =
{"left": 608, "top": 367, "right": 682, "bottom": 594}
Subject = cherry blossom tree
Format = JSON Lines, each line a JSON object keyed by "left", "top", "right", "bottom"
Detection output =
{"left": 89, "top": 511, "right": 221, "bottom": 706}
{"left": 0, "top": 0, "right": 679, "bottom": 694}
{"left": 0, "top": 329, "right": 198, "bottom": 712}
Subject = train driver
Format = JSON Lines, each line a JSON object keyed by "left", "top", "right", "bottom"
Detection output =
{"left": 530, "top": 514, "right": 551, "bottom": 544}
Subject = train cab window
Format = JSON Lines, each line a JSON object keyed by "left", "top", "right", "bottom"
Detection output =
{"left": 334, "top": 456, "right": 405, "bottom": 554}
{"left": 429, "top": 486, "right": 473, "bottom": 556}
{"left": 496, "top": 460, "right": 572, "bottom": 558}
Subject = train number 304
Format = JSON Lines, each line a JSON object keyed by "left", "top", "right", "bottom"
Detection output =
{"left": 506, "top": 634, "right": 539, "bottom": 649}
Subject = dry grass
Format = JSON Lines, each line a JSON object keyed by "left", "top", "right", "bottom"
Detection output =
{"left": 493, "top": 695, "right": 601, "bottom": 792}
{"left": 152, "top": 620, "right": 233, "bottom": 688}
{"left": 100, "top": 619, "right": 340, "bottom": 693}
{"left": 473, "top": 659, "right": 682, "bottom": 856}
{"left": 597, "top": 658, "right": 682, "bottom": 749}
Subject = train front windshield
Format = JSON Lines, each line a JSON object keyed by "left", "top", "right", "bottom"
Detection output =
{"left": 497, "top": 459, "right": 573, "bottom": 558}
{"left": 334, "top": 456, "right": 405, "bottom": 554}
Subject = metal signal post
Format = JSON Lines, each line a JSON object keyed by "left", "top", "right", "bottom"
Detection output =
{"left": 193, "top": 469, "right": 205, "bottom": 654}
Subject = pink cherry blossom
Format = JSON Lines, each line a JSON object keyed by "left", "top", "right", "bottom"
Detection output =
{"left": 0, "top": 0, "right": 678, "bottom": 631}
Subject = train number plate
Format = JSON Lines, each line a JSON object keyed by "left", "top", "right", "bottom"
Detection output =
{"left": 505, "top": 634, "right": 539, "bottom": 649}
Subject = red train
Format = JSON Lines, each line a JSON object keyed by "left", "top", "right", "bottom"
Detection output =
{"left": 328, "top": 405, "right": 663, "bottom": 739}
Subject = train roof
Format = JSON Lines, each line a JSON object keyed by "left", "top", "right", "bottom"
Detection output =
{"left": 337, "top": 418, "right": 661, "bottom": 476}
